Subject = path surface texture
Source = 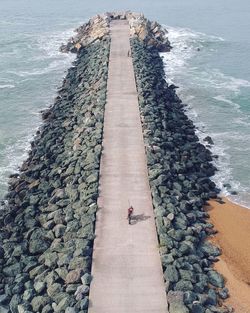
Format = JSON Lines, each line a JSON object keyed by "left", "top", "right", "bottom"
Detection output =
{"left": 88, "top": 20, "right": 168, "bottom": 313}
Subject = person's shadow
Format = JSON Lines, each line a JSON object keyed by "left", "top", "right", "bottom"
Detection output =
{"left": 130, "top": 213, "right": 151, "bottom": 225}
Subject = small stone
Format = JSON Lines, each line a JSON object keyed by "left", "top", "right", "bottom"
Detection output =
{"left": 53, "top": 224, "right": 66, "bottom": 238}
{"left": 0, "top": 305, "right": 9, "bottom": 313}
{"left": 34, "top": 281, "right": 46, "bottom": 294}
{"left": 65, "top": 308, "right": 76, "bottom": 313}
{"left": 206, "top": 289, "right": 217, "bottom": 305}
{"left": 167, "top": 213, "right": 175, "bottom": 221}
{"left": 17, "top": 304, "right": 30, "bottom": 313}
{"left": 0, "top": 247, "right": 4, "bottom": 258}
{"left": 54, "top": 297, "right": 72, "bottom": 313}
{"left": 42, "top": 304, "right": 53, "bottom": 313}
{"left": 66, "top": 284, "right": 80, "bottom": 293}
{"left": 10, "top": 294, "right": 22, "bottom": 313}
{"left": 81, "top": 273, "right": 92, "bottom": 285}
{"left": 29, "top": 265, "right": 46, "bottom": 279}
{"left": 164, "top": 265, "right": 179, "bottom": 283}
{"left": 79, "top": 297, "right": 89, "bottom": 310}
{"left": 183, "top": 291, "right": 197, "bottom": 304}
{"left": 65, "top": 269, "right": 81, "bottom": 284}
{"left": 47, "top": 283, "right": 62, "bottom": 298}
{"left": 0, "top": 294, "right": 8, "bottom": 304}
{"left": 191, "top": 302, "right": 205, "bottom": 313}
{"left": 29, "top": 228, "right": 50, "bottom": 254}
{"left": 168, "top": 291, "right": 189, "bottom": 313}
{"left": 44, "top": 252, "right": 57, "bottom": 268}
{"left": 207, "top": 270, "right": 224, "bottom": 288}
{"left": 23, "top": 289, "right": 34, "bottom": 302}
{"left": 3, "top": 263, "right": 21, "bottom": 277}
{"left": 74, "top": 285, "right": 89, "bottom": 301}
{"left": 55, "top": 267, "right": 68, "bottom": 280}
{"left": 68, "top": 257, "right": 90, "bottom": 271}
{"left": 218, "top": 288, "right": 229, "bottom": 300}
{"left": 31, "top": 296, "right": 50, "bottom": 312}
{"left": 174, "top": 280, "right": 193, "bottom": 292}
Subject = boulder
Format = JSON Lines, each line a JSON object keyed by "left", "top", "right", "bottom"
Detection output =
{"left": 31, "top": 296, "right": 50, "bottom": 311}
{"left": 168, "top": 291, "right": 189, "bottom": 313}
{"left": 164, "top": 265, "right": 179, "bottom": 283}
{"left": 207, "top": 270, "right": 224, "bottom": 288}
{"left": 29, "top": 228, "right": 50, "bottom": 254}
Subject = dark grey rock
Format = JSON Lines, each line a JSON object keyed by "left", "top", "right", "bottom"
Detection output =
{"left": 9, "top": 294, "right": 22, "bottom": 313}
{"left": 74, "top": 285, "right": 89, "bottom": 301}
{"left": 81, "top": 273, "right": 92, "bottom": 285}
{"left": 0, "top": 295, "right": 8, "bottom": 305}
{"left": 174, "top": 280, "right": 193, "bottom": 292}
{"left": 0, "top": 305, "right": 9, "bottom": 313}
{"left": 3, "top": 262, "right": 21, "bottom": 278}
{"left": 207, "top": 270, "right": 224, "bottom": 288}
{"left": 79, "top": 297, "right": 89, "bottom": 310}
{"left": 218, "top": 288, "right": 229, "bottom": 300}
{"left": 29, "top": 228, "right": 50, "bottom": 254}
{"left": 164, "top": 265, "right": 179, "bottom": 283}
{"left": 183, "top": 291, "right": 197, "bottom": 304}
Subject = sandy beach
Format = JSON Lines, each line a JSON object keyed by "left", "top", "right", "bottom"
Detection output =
{"left": 206, "top": 197, "right": 250, "bottom": 313}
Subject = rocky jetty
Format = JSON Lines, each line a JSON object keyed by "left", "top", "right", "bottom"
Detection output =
{"left": 0, "top": 34, "right": 110, "bottom": 312}
{"left": 61, "top": 11, "right": 171, "bottom": 53}
{"left": 0, "top": 12, "right": 231, "bottom": 313}
{"left": 131, "top": 38, "right": 230, "bottom": 313}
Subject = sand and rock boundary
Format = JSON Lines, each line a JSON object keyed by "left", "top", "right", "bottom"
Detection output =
{"left": 131, "top": 38, "right": 231, "bottom": 313}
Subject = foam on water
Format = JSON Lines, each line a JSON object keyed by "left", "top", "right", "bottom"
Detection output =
{"left": 0, "top": 26, "right": 76, "bottom": 198}
{"left": 0, "top": 84, "right": 15, "bottom": 89}
{"left": 162, "top": 25, "right": 250, "bottom": 208}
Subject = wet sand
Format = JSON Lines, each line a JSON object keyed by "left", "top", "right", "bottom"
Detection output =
{"left": 206, "top": 197, "right": 250, "bottom": 313}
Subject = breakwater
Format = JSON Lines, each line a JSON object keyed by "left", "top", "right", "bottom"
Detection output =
{"left": 0, "top": 12, "right": 232, "bottom": 313}
{"left": 0, "top": 36, "right": 110, "bottom": 312}
{"left": 131, "top": 39, "right": 230, "bottom": 313}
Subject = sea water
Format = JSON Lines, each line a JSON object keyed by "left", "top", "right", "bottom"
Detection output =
{"left": 0, "top": 0, "right": 250, "bottom": 207}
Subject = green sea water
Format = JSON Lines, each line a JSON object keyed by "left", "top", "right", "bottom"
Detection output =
{"left": 0, "top": 0, "right": 250, "bottom": 207}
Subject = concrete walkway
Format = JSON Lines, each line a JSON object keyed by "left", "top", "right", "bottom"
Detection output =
{"left": 88, "top": 20, "right": 168, "bottom": 313}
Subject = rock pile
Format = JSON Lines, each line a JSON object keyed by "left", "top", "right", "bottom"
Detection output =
{"left": 126, "top": 12, "right": 171, "bottom": 52}
{"left": 61, "top": 12, "right": 171, "bottom": 53}
{"left": 131, "top": 38, "right": 230, "bottom": 313}
{"left": 0, "top": 37, "right": 110, "bottom": 312}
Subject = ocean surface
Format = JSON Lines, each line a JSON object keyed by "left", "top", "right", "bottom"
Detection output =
{"left": 0, "top": 0, "right": 250, "bottom": 207}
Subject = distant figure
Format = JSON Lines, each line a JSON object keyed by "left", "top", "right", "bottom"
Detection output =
{"left": 127, "top": 206, "right": 134, "bottom": 224}
{"left": 127, "top": 50, "right": 131, "bottom": 57}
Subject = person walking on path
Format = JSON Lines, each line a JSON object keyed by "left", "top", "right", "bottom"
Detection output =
{"left": 127, "top": 205, "right": 134, "bottom": 224}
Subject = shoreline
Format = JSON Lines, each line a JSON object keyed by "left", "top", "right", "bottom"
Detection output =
{"left": 206, "top": 197, "right": 250, "bottom": 313}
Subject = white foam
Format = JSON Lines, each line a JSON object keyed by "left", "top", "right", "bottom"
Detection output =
{"left": 0, "top": 84, "right": 15, "bottom": 89}
{"left": 196, "top": 69, "right": 250, "bottom": 93}
{"left": 35, "top": 28, "right": 76, "bottom": 60}
{"left": 8, "top": 59, "right": 73, "bottom": 77}
{"left": 213, "top": 95, "right": 240, "bottom": 109}
{"left": 161, "top": 25, "right": 224, "bottom": 80}
{"left": 0, "top": 27, "right": 77, "bottom": 197}
{"left": 0, "top": 132, "right": 34, "bottom": 188}
{"left": 160, "top": 25, "right": 250, "bottom": 207}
